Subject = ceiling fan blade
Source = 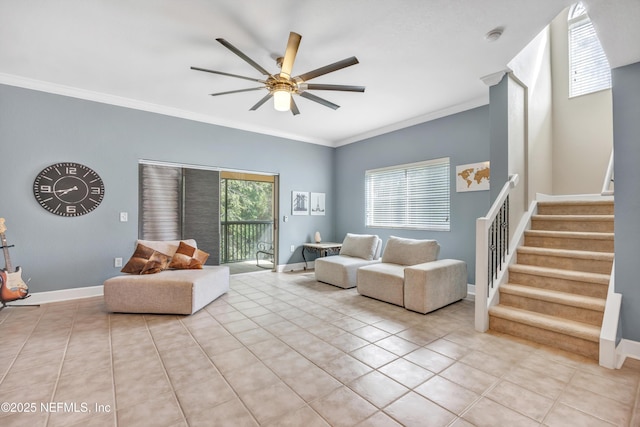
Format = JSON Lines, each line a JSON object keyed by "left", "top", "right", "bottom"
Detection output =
{"left": 301, "top": 83, "right": 365, "bottom": 92}
{"left": 299, "top": 92, "right": 340, "bottom": 110}
{"left": 191, "top": 67, "right": 266, "bottom": 83}
{"left": 216, "top": 38, "right": 271, "bottom": 76}
{"left": 294, "top": 56, "right": 359, "bottom": 82}
{"left": 249, "top": 93, "right": 273, "bottom": 111}
{"left": 210, "top": 87, "right": 264, "bottom": 97}
{"left": 290, "top": 96, "right": 300, "bottom": 116}
{"left": 280, "top": 32, "right": 302, "bottom": 79}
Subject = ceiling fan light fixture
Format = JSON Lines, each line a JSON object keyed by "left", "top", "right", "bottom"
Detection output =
{"left": 273, "top": 87, "right": 291, "bottom": 111}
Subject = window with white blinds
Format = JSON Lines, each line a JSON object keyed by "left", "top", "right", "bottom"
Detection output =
{"left": 568, "top": 2, "right": 611, "bottom": 98}
{"left": 365, "top": 157, "right": 450, "bottom": 231}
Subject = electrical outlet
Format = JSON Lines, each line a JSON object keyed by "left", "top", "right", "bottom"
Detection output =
{"left": 119, "top": 212, "right": 128, "bottom": 222}
{"left": 114, "top": 257, "right": 123, "bottom": 268}
{"left": 290, "top": 245, "right": 295, "bottom": 253}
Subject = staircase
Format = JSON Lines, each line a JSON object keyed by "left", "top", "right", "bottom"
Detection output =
{"left": 489, "top": 199, "right": 614, "bottom": 360}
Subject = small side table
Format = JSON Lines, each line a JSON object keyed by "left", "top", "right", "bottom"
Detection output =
{"left": 302, "top": 242, "right": 342, "bottom": 270}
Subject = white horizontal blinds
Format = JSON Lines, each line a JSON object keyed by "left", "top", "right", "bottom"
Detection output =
{"left": 139, "top": 164, "right": 181, "bottom": 240}
{"left": 366, "top": 158, "right": 450, "bottom": 231}
{"left": 568, "top": 3, "right": 611, "bottom": 97}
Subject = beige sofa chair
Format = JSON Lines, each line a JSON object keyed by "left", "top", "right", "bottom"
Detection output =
{"left": 357, "top": 236, "right": 467, "bottom": 313}
{"left": 315, "top": 233, "right": 382, "bottom": 288}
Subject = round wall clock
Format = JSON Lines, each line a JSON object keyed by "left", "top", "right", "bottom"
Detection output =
{"left": 33, "top": 162, "right": 105, "bottom": 217}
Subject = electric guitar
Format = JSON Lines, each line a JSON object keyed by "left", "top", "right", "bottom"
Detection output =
{"left": 0, "top": 218, "right": 29, "bottom": 303}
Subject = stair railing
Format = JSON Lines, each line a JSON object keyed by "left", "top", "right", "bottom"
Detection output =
{"left": 475, "top": 174, "right": 519, "bottom": 332}
{"left": 601, "top": 150, "right": 614, "bottom": 196}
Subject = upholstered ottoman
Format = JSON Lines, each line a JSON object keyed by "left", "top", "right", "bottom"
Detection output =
{"left": 104, "top": 239, "right": 229, "bottom": 315}
{"left": 403, "top": 259, "right": 467, "bottom": 314}
{"left": 104, "top": 266, "right": 229, "bottom": 315}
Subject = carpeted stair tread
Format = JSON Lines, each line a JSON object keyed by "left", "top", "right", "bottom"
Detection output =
{"left": 517, "top": 246, "right": 614, "bottom": 261}
{"left": 532, "top": 214, "right": 614, "bottom": 220}
{"left": 508, "top": 264, "right": 610, "bottom": 285}
{"left": 501, "top": 283, "right": 605, "bottom": 312}
{"left": 489, "top": 305, "right": 600, "bottom": 342}
{"left": 524, "top": 229, "right": 614, "bottom": 241}
{"left": 537, "top": 200, "right": 614, "bottom": 215}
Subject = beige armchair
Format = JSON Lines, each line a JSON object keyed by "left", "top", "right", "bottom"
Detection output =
{"left": 357, "top": 236, "right": 467, "bottom": 314}
{"left": 314, "top": 233, "right": 382, "bottom": 288}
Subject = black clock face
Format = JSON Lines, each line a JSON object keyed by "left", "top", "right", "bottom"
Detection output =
{"left": 33, "top": 162, "right": 105, "bottom": 217}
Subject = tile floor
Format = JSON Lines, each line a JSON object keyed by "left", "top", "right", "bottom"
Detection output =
{"left": 0, "top": 270, "right": 639, "bottom": 427}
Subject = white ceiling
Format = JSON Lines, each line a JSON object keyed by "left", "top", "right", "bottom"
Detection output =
{"left": 1, "top": 0, "right": 638, "bottom": 147}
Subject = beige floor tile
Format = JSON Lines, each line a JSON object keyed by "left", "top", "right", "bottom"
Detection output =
{"left": 462, "top": 397, "right": 539, "bottom": 427}
{"left": 0, "top": 361, "right": 61, "bottom": 391}
{"left": 210, "top": 347, "right": 260, "bottom": 374}
{"left": 241, "top": 382, "right": 306, "bottom": 424}
{"left": 234, "top": 327, "right": 275, "bottom": 346}
{"left": 174, "top": 376, "right": 236, "bottom": 418}
{"left": 378, "top": 358, "right": 434, "bottom": 389}
{"left": 425, "top": 338, "right": 471, "bottom": 360}
{"left": 373, "top": 335, "right": 419, "bottom": 356}
{"left": 311, "top": 386, "right": 378, "bottom": 427}
{"left": 115, "top": 369, "right": 173, "bottom": 409}
{"left": 414, "top": 375, "right": 479, "bottom": 415}
{"left": 348, "top": 370, "right": 409, "bottom": 408}
{"left": 264, "top": 405, "right": 331, "bottom": 427}
{"left": 350, "top": 344, "right": 398, "bottom": 369}
{"left": 185, "top": 397, "right": 258, "bottom": 427}
{"left": 520, "top": 352, "right": 577, "bottom": 383}
{"left": 116, "top": 391, "right": 184, "bottom": 427}
{"left": 281, "top": 363, "right": 342, "bottom": 401}
{"left": 404, "top": 347, "right": 456, "bottom": 374}
{"left": 503, "top": 365, "right": 567, "bottom": 399}
{"left": 384, "top": 391, "right": 456, "bottom": 427}
{"left": 459, "top": 349, "right": 516, "bottom": 377}
{"left": 247, "top": 337, "right": 292, "bottom": 360}
{"left": 333, "top": 316, "right": 368, "bottom": 332}
{"left": 543, "top": 403, "right": 617, "bottom": 427}
{"left": 354, "top": 411, "right": 403, "bottom": 427}
{"left": 318, "top": 353, "right": 373, "bottom": 383}
{"left": 223, "top": 318, "right": 260, "bottom": 334}
{"left": 570, "top": 370, "right": 637, "bottom": 405}
{"left": 1, "top": 272, "right": 637, "bottom": 426}
{"left": 262, "top": 350, "right": 316, "bottom": 377}
{"left": 440, "top": 362, "right": 500, "bottom": 395}
{"left": 486, "top": 380, "right": 554, "bottom": 422}
{"left": 328, "top": 332, "right": 370, "bottom": 352}
{"left": 351, "top": 325, "right": 392, "bottom": 343}
{"left": 224, "top": 361, "right": 281, "bottom": 395}
{"left": 559, "top": 384, "right": 633, "bottom": 425}
{"left": 395, "top": 327, "right": 439, "bottom": 346}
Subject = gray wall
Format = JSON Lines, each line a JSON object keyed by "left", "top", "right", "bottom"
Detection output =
{"left": 0, "top": 84, "right": 335, "bottom": 292}
{"left": 612, "top": 61, "right": 640, "bottom": 342}
{"left": 334, "top": 106, "right": 491, "bottom": 284}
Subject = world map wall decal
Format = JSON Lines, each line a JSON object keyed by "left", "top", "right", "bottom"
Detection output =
{"left": 456, "top": 161, "right": 490, "bottom": 192}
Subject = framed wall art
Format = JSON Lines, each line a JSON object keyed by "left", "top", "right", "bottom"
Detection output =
{"left": 310, "top": 192, "right": 326, "bottom": 215}
{"left": 292, "top": 191, "right": 309, "bottom": 215}
{"left": 456, "top": 161, "right": 490, "bottom": 192}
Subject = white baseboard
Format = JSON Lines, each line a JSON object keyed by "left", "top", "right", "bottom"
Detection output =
{"left": 467, "top": 284, "right": 475, "bottom": 298}
{"left": 616, "top": 339, "right": 640, "bottom": 368}
{"left": 7, "top": 285, "right": 104, "bottom": 306}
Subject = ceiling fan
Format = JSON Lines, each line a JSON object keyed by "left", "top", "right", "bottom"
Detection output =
{"left": 191, "top": 32, "right": 365, "bottom": 115}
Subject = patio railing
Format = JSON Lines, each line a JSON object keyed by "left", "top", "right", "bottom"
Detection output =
{"left": 221, "top": 220, "right": 273, "bottom": 263}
